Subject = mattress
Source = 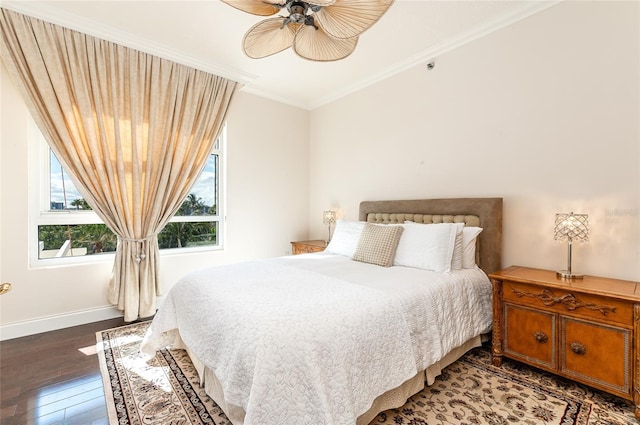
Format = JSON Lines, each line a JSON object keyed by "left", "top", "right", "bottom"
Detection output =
{"left": 141, "top": 253, "right": 493, "bottom": 425}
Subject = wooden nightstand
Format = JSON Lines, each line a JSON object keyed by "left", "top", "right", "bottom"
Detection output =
{"left": 489, "top": 266, "right": 640, "bottom": 418}
{"left": 291, "top": 240, "right": 326, "bottom": 255}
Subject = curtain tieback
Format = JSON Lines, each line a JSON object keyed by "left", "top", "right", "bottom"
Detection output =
{"left": 119, "top": 234, "right": 158, "bottom": 263}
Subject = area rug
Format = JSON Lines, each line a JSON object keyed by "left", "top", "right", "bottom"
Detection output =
{"left": 97, "top": 321, "right": 637, "bottom": 425}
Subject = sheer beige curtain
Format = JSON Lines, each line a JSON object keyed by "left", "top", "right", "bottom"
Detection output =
{"left": 0, "top": 9, "right": 237, "bottom": 321}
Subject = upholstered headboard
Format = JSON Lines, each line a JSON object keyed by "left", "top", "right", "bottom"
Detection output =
{"left": 359, "top": 198, "right": 503, "bottom": 275}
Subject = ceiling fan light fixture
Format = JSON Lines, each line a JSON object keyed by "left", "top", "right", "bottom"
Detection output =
{"left": 287, "top": 2, "right": 308, "bottom": 23}
{"left": 223, "top": 0, "right": 394, "bottom": 62}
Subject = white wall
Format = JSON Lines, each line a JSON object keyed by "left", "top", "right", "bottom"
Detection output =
{"left": 0, "top": 67, "right": 310, "bottom": 339}
{"left": 309, "top": 1, "right": 640, "bottom": 282}
{"left": 2, "top": 0, "right": 638, "bottom": 339}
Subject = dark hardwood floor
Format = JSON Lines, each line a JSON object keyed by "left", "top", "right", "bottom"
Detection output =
{"left": 1, "top": 317, "right": 129, "bottom": 425}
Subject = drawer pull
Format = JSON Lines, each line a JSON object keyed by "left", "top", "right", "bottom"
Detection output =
{"left": 534, "top": 331, "right": 548, "bottom": 344}
{"left": 570, "top": 342, "right": 587, "bottom": 355}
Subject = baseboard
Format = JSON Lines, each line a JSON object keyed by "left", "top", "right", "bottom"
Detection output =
{"left": 0, "top": 306, "right": 123, "bottom": 341}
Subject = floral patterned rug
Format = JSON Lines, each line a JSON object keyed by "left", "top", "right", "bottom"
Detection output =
{"left": 97, "top": 321, "right": 637, "bottom": 425}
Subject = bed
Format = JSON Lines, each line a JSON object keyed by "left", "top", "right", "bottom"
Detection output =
{"left": 141, "top": 197, "right": 503, "bottom": 425}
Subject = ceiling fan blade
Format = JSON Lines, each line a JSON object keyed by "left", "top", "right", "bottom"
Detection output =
{"left": 243, "top": 18, "right": 301, "bottom": 59}
{"left": 221, "top": 0, "right": 284, "bottom": 16}
{"left": 314, "top": 0, "right": 394, "bottom": 39}
{"left": 293, "top": 25, "right": 357, "bottom": 61}
{"left": 307, "top": 0, "right": 337, "bottom": 6}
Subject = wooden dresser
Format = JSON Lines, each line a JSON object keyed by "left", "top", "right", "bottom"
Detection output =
{"left": 291, "top": 240, "right": 326, "bottom": 255}
{"left": 489, "top": 266, "right": 640, "bottom": 418}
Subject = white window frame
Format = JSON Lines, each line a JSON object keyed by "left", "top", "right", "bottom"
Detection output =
{"left": 28, "top": 118, "right": 226, "bottom": 267}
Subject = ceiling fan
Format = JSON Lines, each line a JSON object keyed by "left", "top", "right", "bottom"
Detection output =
{"left": 221, "top": 0, "right": 395, "bottom": 61}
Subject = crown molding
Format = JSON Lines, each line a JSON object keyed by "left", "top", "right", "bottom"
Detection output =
{"left": 308, "top": 1, "right": 561, "bottom": 110}
{"left": 1, "top": 1, "right": 560, "bottom": 111}
{"left": 0, "top": 1, "right": 257, "bottom": 86}
{"left": 240, "top": 85, "right": 312, "bottom": 110}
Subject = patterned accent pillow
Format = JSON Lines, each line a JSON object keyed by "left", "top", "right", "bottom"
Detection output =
{"left": 353, "top": 223, "right": 404, "bottom": 267}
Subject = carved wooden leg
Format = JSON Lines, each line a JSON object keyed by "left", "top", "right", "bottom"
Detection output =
{"left": 634, "top": 304, "right": 640, "bottom": 419}
{"left": 492, "top": 351, "right": 503, "bottom": 367}
{"left": 491, "top": 279, "right": 504, "bottom": 367}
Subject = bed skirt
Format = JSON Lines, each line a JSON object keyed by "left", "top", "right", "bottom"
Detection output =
{"left": 178, "top": 334, "right": 486, "bottom": 425}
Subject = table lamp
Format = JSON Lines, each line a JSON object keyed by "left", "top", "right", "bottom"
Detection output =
{"left": 554, "top": 212, "right": 589, "bottom": 279}
{"left": 323, "top": 210, "right": 336, "bottom": 244}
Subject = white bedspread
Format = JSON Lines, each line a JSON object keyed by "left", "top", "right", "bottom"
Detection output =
{"left": 140, "top": 253, "right": 492, "bottom": 425}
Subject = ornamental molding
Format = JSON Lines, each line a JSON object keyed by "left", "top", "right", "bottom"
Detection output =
{"left": 512, "top": 288, "right": 616, "bottom": 316}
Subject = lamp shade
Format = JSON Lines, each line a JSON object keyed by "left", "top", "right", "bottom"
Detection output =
{"left": 323, "top": 210, "right": 336, "bottom": 225}
{"left": 554, "top": 212, "right": 589, "bottom": 280}
{"left": 554, "top": 212, "right": 589, "bottom": 242}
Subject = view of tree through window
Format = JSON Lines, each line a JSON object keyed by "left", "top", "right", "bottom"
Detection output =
{"left": 38, "top": 142, "right": 221, "bottom": 260}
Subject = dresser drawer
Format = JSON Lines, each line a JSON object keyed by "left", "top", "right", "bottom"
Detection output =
{"left": 561, "top": 317, "right": 632, "bottom": 397}
{"left": 504, "top": 304, "right": 556, "bottom": 370}
{"left": 293, "top": 244, "right": 316, "bottom": 254}
{"left": 291, "top": 240, "right": 326, "bottom": 255}
{"left": 502, "top": 281, "right": 633, "bottom": 327}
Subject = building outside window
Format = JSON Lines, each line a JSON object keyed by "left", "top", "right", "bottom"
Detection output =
{"left": 30, "top": 119, "right": 225, "bottom": 265}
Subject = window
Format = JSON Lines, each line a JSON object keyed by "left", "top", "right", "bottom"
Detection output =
{"left": 29, "top": 119, "right": 225, "bottom": 265}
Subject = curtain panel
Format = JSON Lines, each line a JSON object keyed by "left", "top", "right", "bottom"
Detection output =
{"left": 0, "top": 8, "right": 238, "bottom": 321}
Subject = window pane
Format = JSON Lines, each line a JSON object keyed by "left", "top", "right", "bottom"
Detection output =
{"left": 38, "top": 135, "right": 222, "bottom": 261}
{"left": 158, "top": 221, "right": 218, "bottom": 249}
{"left": 177, "top": 154, "right": 218, "bottom": 216}
{"left": 38, "top": 224, "right": 117, "bottom": 258}
{"left": 49, "top": 150, "right": 87, "bottom": 210}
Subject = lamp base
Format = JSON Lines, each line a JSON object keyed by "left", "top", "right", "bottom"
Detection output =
{"left": 556, "top": 270, "right": 584, "bottom": 280}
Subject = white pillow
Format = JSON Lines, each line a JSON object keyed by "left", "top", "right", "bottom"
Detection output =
{"left": 324, "top": 220, "right": 365, "bottom": 257}
{"left": 394, "top": 222, "right": 464, "bottom": 273}
{"left": 461, "top": 227, "right": 483, "bottom": 269}
{"left": 450, "top": 224, "right": 465, "bottom": 270}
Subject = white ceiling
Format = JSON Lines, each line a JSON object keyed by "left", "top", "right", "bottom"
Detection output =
{"left": 3, "top": 0, "right": 558, "bottom": 110}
